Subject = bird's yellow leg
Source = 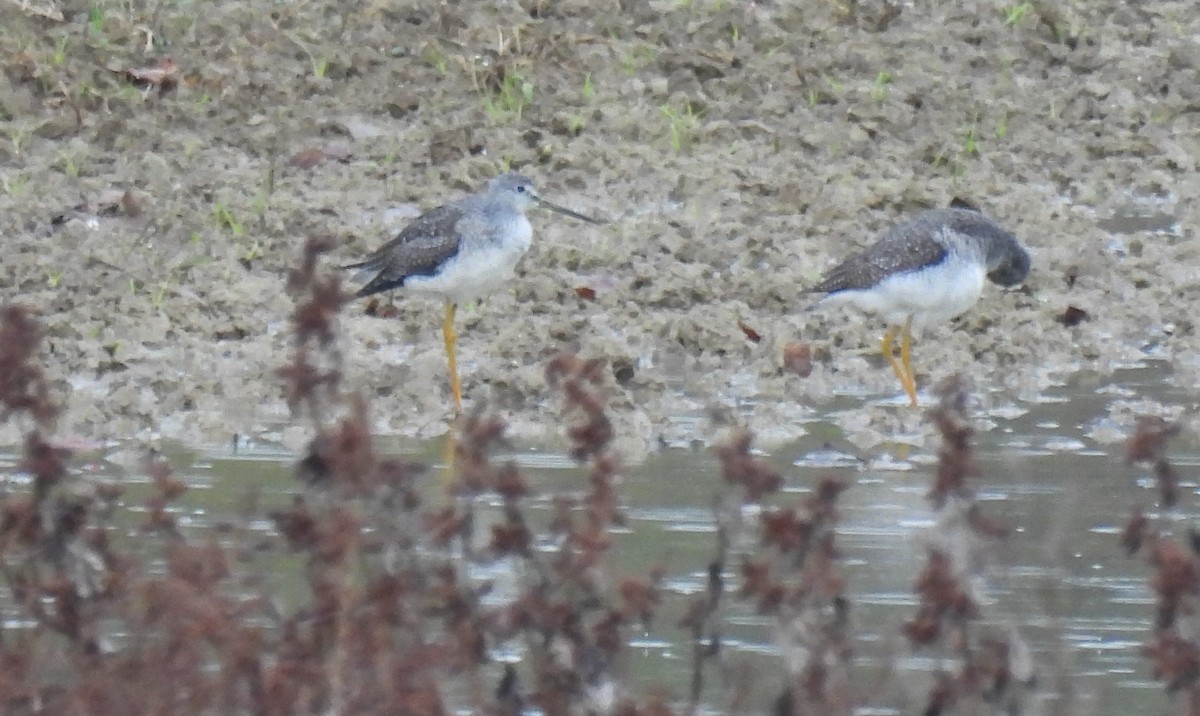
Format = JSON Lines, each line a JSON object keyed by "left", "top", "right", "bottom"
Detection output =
{"left": 899, "top": 315, "right": 918, "bottom": 407}
{"left": 443, "top": 302, "right": 462, "bottom": 413}
{"left": 881, "top": 325, "right": 908, "bottom": 398}
{"left": 439, "top": 422, "right": 459, "bottom": 497}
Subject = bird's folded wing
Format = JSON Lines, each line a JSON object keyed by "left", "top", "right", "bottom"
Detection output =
{"left": 808, "top": 230, "right": 947, "bottom": 294}
{"left": 345, "top": 205, "right": 467, "bottom": 296}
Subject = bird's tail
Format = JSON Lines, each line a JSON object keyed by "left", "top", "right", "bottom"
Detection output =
{"left": 352, "top": 272, "right": 398, "bottom": 299}
{"left": 338, "top": 256, "right": 387, "bottom": 299}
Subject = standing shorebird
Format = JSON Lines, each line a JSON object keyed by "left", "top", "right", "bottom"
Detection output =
{"left": 343, "top": 172, "right": 601, "bottom": 412}
{"left": 803, "top": 203, "right": 1031, "bottom": 406}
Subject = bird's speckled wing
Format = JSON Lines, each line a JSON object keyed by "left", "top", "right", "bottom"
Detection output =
{"left": 343, "top": 204, "right": 466, "bottom": 298}
{"left": 807, "top": 217, "right": 949, "bottom": 294}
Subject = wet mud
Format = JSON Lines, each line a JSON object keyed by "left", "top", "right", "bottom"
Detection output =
{"left": 1, "top": 0, "right": 1197, "bottom": 454}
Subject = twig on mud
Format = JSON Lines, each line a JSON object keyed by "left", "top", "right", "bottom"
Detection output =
{"left": 679, "top": 496, "right": 727, "bottom": 714}
{"left": 902, "top": 375, "right": 1033, "bottom": 715}
{"left": 1120, "top": 416, "right": 1200, "bottom": 711}
{"left": 1126, "top": 415, "right": 1181, "bottom": 509}
{"left": 0, "top": 305, "right": 58, "bottom": 428}
{"left": 714, "top": 428, "right": 855, "bottom": 716}
{"left": 278, "top": 238, "right": 347, "bottom": 432}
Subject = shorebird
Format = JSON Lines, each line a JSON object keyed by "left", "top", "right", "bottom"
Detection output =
{"left": 343, "top": 172, "right": 601, "bottom": 412}
{"left": 803, "top": 202, "right": 1031, "bottom": 406}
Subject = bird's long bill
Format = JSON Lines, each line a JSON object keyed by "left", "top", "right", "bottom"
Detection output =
{"left": 535, "top": 196, "right": 603, "bottom": 224}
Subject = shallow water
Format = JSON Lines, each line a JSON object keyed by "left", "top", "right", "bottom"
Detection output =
{"left": 20, "top": 362, "right": 1197, "bottom": 714}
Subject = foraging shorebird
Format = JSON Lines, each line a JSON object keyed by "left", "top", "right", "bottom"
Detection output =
{"left": 343, "top": 172, "right": 601, "bottom": 412}
{"left": 804, "top": 202, "right": 1031, "bottom": 406}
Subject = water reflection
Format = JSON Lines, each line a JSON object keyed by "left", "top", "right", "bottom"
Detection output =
{"left": 101, "top": 362, "right": 1193, "bottom": 714}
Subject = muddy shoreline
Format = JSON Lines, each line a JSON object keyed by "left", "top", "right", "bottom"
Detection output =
{"left": 1, "top": 1, "right": 1197, "bottom": 455}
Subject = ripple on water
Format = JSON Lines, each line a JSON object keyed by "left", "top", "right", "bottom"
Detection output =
{"left": 3, "top": 363, "right": 1188, "bottom": 714}
{"left": 626, "top": 506, "right": 716, "bottom": 525}
{"left": 1043, "top": 436, "right": 1088, "bottom": 451}
{"left": 792, "top": 447, "right": 862, "bottom": 468}
{"left": 501, "top": 451, "right": 577, "bottom": 470}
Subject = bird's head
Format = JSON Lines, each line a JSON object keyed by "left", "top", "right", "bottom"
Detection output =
{"left": 986, "top": 239, "right": 1031, "bottom": 287}
{"left": 487, "top": 172, "right": 602, "bottom": 224}
{"left": 953, "top": 209, "right": 1030, "bottom": 287}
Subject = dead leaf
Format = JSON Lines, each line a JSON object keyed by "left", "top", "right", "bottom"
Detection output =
{"left": 121, "top": 190, "right": 146, "bottom": 217}
{"left": 737, "top": 320, "right": 761, "bottom": 343}
{"left": 76, "top": 189, "right": 150, "bottom": 218}
{"left": 290, "top": 143, "right": 350, "bottom": 169}
{"left": 290, "top": 148, "right": 329, "bottom": 169}
{"left": 89, "top": 189, "right": 126, "bottom": 215}
{"left": 1056, "top": 305, "right": 1088, "bottom": 327}
{"left": 783, "top": 342, "right": 813, "bottom": 377}
{"left": 365, "top": 298, "right": 400, "bottom": 319}
{"left": 290, "top": 143, "right": 352, "bottom": 169}
{"left": 574, "top": 286, "right": 597, "bottom": 301}
{"left": 123, "top": 57, "right": 178, "bottom": 93}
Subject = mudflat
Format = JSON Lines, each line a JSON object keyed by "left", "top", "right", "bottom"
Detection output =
{"left": 1, "top": 1, "right": 1196, "bottom": 451}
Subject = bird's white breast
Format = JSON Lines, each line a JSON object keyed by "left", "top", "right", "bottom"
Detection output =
{"left": 405, "top": 214, "right": 533, "bottom": 306}
{"left": 823, "top": 256, "right": 987, "bottom": 328}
